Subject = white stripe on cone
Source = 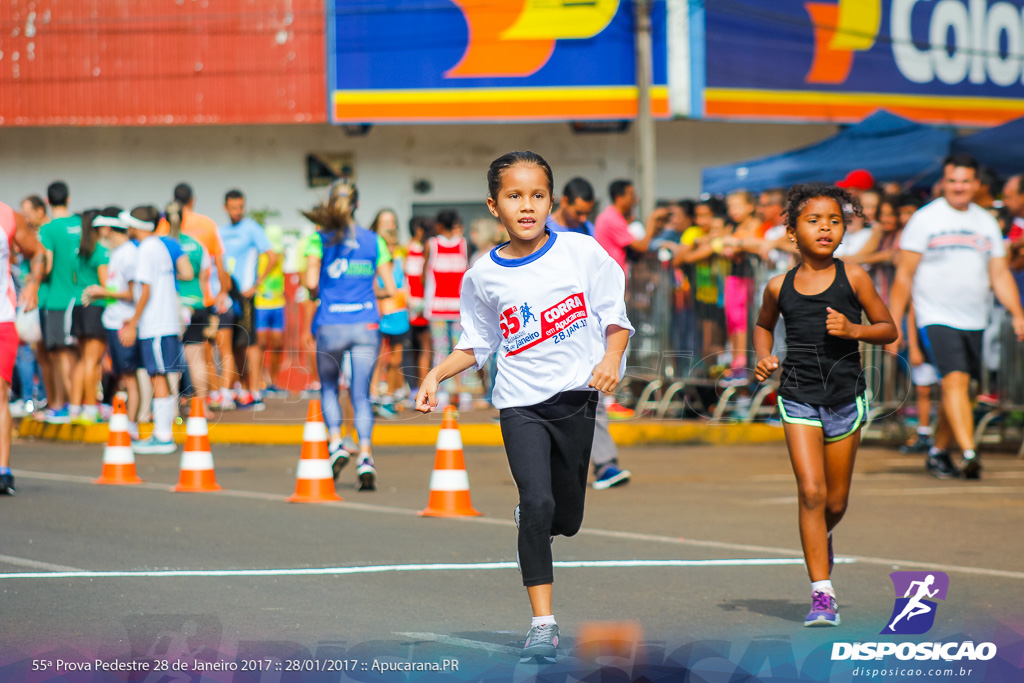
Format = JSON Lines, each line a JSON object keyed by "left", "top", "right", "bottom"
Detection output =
{"left": 102, "top": 446, "right": 136, "bottom": 465}
{"left": 296, "top": 459, "right": 333, "bottom": 480}
{"left": 186, "top": 417, "right": 209, "bottom": 436}
{"left": 180, "top": 450, "right": 214, "bottom": 471}
{"left": 429, "top": 469, "right": 471, "bottom": 492}
{"left": 436, "top": 429, "right": 463, "bottom": 451}
{"left": 108, "top": 414, "right": 130, "bottom": 432}
{"left": 303, "top": 421, "right": 328, "bottom": 443}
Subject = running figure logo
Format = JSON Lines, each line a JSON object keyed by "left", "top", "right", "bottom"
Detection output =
{"left": 881, "top": 571, "right": 949, "bottom": 635}
{"left": 520, "top": 302, "right": 537, "bottom": 325}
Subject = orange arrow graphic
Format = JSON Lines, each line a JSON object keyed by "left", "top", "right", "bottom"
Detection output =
{"left": 445, "top": 0, "right": 555, "bottom": 78}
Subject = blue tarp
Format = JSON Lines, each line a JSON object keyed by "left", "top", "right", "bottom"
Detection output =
{"left": 702, "top": 111, "right": 954, "bottom": 195}
{"left": 952, "top": 116, "right": 1024, "bottom": 179}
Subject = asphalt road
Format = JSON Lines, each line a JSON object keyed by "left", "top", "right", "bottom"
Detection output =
{"left": 2, "top": 438, "right": 1022, "bottom": 681}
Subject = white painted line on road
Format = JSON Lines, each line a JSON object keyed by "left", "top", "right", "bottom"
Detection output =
{"left": 0, "top": 558, "right": 845, "bottom": 580}
{"left": 16, "top": 470, "right": 422, "bottom": 515}
{"left": 0, "top": 554, "right": 82, "bottom": 572}
{"left": 16, "top": 471, "right": 1024, "bottom": 581}
{"left": 396, "top": 632, "right": 521, "bottom": 657}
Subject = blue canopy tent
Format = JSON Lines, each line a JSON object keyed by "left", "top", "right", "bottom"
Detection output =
{"left": 702, "top": 111, "right": 954, "bottom": 194}
{"left": 952, "top": 116, "right": 1024, "bottom": 179}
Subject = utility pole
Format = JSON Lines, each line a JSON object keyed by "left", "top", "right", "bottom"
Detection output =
{"left": 634, "top": 0, "right": 656, "bottom": 221}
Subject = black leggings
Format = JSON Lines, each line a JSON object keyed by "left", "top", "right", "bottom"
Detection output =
{"left": 500, "top": 390, "right": 598, "bottom": 587}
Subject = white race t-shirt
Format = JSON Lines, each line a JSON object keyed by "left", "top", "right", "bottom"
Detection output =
{"left": 135, "top": 236, "right": 182, "bottom": 339}
{"left": 102, "top": 240, "right": 139, "bottom": 330}
{"left": 900, "top": 197, "right": 1005, "bottom": 330}
{"left": 455, "top": 231, "right": 634, "bottom": 409}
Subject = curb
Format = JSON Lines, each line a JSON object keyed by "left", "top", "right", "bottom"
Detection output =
{"left": 17, "top": 418, "right": 785, "bottom": 447}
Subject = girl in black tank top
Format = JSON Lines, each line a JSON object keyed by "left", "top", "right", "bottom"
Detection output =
{"left": 752, "top": 185, "right": 897, "bottom": 628}
{"left": 776, "top": 260, "right": 865, "bottom": 405}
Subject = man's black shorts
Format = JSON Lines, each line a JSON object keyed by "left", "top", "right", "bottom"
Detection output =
{"left": 919, "top": 325, "right": 983, "bottom": 381}
{"left": 42, "top": 307, "right": 75, "bottom": 350}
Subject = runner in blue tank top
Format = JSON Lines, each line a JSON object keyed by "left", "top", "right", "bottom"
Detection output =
{"left": 754, "top": 185, "right": 896, "bottom": 628}
{"left": 303, "top": 181, "right": 397, "bottom": 491}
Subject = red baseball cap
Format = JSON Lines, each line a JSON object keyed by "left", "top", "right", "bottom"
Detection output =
{"left": 836, "top": 169, "right": 875, "bottom": 190}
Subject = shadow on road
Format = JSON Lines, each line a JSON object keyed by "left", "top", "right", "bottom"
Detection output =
{"left": 717, "top": 599, "right": 807, "bottom": 623}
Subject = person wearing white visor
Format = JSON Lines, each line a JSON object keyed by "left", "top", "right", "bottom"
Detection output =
{"left": 118, "top": 206, "right": 194, "bottom": 455}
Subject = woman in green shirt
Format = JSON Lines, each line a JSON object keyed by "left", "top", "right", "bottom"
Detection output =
{"left": 70, "top": 208, "right": 112, "bottom": 425}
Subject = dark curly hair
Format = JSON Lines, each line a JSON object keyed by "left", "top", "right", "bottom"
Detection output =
{"left": 783, "top": 184, "right": 863, "bottom": 232}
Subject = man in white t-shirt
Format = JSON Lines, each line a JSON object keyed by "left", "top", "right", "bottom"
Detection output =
{"left": 889, "top": 155, "right": 1024, "bottom": 480}
{"left": 119, "top": 207, "right": 195, "bottom": 455}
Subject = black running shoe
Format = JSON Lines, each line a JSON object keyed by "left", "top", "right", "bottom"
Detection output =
{"left": 357, "top": 459, "right": 376, "bottom": 491}
{"left": 926, "top": 451, "right": 960, "bottom": 479}
{"left": 899, "top": 434, "right": 933, "bottom": 455}
{"left": 329, "top": 443, "right": 350, "bottom": 482}
{"left": 0, "top": 472, "right": 15, "bottom": 495}
{"left": 961, "top": 454, "right": 982, "bottom": 480}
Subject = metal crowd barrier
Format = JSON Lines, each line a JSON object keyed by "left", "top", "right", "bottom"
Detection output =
{"left": 974, "top": 313, "right": 1024, "bottom": 457}
{"left": 624, "top": 250, "right": 917, "bottom": 430}
{"left": 626, "top": 252, "right": 779, "bottom": 422}
{"left": 859, "top": 341, "right": 910, "bottom": 439}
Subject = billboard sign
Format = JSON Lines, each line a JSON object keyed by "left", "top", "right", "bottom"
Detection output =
{"left": 696, "top": 0, "right": 1024, "bottom": 126}
{"left": 329, "top": 0, "right": 671, "bottom": 123}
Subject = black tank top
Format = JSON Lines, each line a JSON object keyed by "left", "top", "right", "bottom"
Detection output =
{"left": 777, "top": 259, "right": 865, "bottom": 406}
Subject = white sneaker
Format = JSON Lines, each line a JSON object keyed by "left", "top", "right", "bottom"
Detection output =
{"left": 133, "top": 436, "right": 178, "bottom": 455}
{"left": 8, "top": 400, "right": 27, "bottom": 418}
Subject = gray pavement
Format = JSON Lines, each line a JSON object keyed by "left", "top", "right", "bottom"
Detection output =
{"left": 1, "top": 439, "right": 1022, "bottom": 681}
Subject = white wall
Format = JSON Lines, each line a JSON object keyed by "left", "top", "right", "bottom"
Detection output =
{"left": 0, "top": 120, "right": 836, "bottom": 231}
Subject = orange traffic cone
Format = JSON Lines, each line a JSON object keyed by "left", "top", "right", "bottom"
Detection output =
{"left": 420, "top": 406, "right": 481, "bottom": 517}
{"left": 287, "top": 400, "right": 342, "bottom": 503}
{"left": 173, "top": 397, "right": 221, "bottom": 492}
{"left": 94, "top": 397, "right": 143, "bottom": 485}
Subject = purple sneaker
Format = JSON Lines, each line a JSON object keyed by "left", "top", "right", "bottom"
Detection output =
{"left": 804, "top": 591, "right": 840, "bottom": 627}
{"left": 828, "top": 532, "right": 834, "bottom": 575}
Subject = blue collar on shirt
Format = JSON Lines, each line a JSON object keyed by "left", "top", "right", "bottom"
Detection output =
{"left": 489, "top": 228, "right": 557, "bottom": 268}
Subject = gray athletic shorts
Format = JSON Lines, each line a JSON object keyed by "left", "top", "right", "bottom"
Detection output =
{"left": 777, "top": 393, "right": 868, "bottom": 443}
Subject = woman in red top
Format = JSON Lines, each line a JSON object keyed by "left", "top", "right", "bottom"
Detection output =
{"left": 404, "top": 216, "right": 433, "bottom": 395}
{"left": 422, "top": 210, "right": 469, "bottom": 409}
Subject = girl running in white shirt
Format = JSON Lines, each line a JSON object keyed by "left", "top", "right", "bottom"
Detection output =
{"left": 416, "top": 151, "right": 633, "bottom": 664}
